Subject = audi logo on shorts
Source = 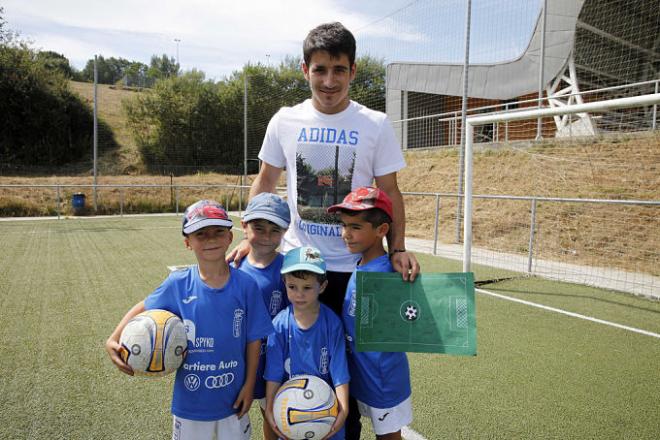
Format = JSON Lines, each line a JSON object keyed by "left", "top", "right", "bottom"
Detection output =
{"left": 205, "top": 373, "right": 235, "bottom": 389}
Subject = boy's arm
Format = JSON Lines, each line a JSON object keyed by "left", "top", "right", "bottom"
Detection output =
{"left": 105, "top": 300, "right": 145, "bottom": 375}
{"left": 249, "top": 162, "right": 283, "bottom": 197}
{"left": 265, "top": 380, "right": 288, "bottom": 439}
{"left": 375, "top": 172, "right": 420, "bottom": 282}
{"left": 233, "top": 338, "right": 261, "bottom": 417}
{"left": 323, "top": 383, "right": 349, "bottom": 440}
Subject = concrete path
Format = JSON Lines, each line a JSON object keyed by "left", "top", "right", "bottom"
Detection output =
{"left": 405, "top": 237, "right": 660, "bottom": 299}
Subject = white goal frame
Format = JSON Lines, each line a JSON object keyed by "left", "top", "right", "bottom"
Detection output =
{"left": 462, "top": 93, "right": 660, "bottom": 272}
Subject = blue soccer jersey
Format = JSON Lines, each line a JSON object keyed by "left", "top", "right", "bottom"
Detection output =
{"left": 343, "top": 254, "right": 412, "bottom": 408}
{"left": 265, "top": 303, "right": 349, "bottom": 440}
{"left": 236, "top": 254, "right": 288, "bottom": 398}
{"left": 144, "top": 265, "right": 274, "bottom": 421}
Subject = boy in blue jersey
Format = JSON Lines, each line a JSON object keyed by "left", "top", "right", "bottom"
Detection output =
{"left": 234, "top": 192, "right": 290, "bottom": 440}
{"left": 105, "top": 200, "right": 274, "bottom": 440}
{"left": 264, "top": 246, "right": 350, "bottom": 440}
{"left": 328, "top": 187, "right": 413, "bottom": 440}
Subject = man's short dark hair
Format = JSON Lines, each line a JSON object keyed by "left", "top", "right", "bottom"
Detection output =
{"left": 339, "top": 208, "right": 392, "bottom": 228}
{"left": 303, "top": 22, "right": 356, "bottom": 66}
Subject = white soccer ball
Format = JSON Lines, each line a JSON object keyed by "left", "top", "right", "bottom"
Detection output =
{"left": 273, "top": 374, "right": 338, "bottom": 440}
{"left": 119, "top": 309, "right": 187, "bottom": 377}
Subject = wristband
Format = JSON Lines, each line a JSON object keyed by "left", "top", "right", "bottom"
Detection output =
{"left": 389, "top": 249, "right": 406, "bottom": 255}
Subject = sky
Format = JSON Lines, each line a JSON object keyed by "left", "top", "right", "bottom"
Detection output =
{"left": 2, "top": 0, "right": 541, "bottom": 81}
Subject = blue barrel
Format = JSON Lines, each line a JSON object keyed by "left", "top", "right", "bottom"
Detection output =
{"left": 72, "top": 193, "right": 86, "bottom": 215}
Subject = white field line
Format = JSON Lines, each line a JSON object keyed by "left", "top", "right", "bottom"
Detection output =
{"left": 402, "top": 426, "right": 428, "bottom": 440}
{"left": 477, "top": 288, "right": 660, "bottom": 339}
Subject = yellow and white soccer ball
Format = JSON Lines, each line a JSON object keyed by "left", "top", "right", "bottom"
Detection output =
{"left": 119, "top": 309, "right": 187, "bottom": 377}
{"left": 273, "top": 374, "right": 338, "bottom": 440}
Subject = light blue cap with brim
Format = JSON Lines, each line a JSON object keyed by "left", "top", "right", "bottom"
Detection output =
{"left": 281, "top": 246, "right": 326, "bottom": 275}
{"left": 242, "top": 192, "right": 291, "bottom": 229}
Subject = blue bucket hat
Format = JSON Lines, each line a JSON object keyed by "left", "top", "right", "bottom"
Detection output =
{"left": 281, "top": 246, "right": 326, "bottom": 275}
{"left": 182, "top": 200, "right": 233, "bottom": 235}
{"left": 242, "top": 192, "right": 291, "bottom": 229}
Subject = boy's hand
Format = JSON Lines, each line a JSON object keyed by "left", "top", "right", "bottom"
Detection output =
{"left": 226, "top": 238, "right": 251, "bottom": 267}
{"left": 391, "top": 250, "right": 420, "bottom": 282}
{"left": 233, "top": 384, "right": 254, "bottom": 418}
{"left": 322, "top": 401, "right": 348, "bottom": 440}
{"left": 265, "top": 405, "right": 288, "bottom": 439}
{"left": 105, "top": 337, "right": 134, "bottom": 376}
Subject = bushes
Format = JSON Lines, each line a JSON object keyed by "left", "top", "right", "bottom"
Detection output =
{"left": 0, "top": 42, "right": 115, "bottom": 167}
{"left": 124, "top": 71, "right": 244, "bottom": 173}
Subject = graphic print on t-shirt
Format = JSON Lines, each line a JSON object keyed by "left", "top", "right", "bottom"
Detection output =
{"left": 296, "top": 143, "right": 356, "bottom": 224}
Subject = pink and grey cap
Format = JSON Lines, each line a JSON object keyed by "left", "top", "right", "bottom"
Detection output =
{"left": 242, "top": 192, "right": 291, "bottom": 229}
{"left": 281, "top": 246, "right": 326, "bottom": 275}
{"left": 327, "top": 186, "right": 393, "bottom": 219}
{"left": 182, "top": 200, "right": 233, "bottom": 235}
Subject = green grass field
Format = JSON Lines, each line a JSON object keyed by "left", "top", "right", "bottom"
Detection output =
{"left": 1, "top": 216, "right": 659, "bottom": 439}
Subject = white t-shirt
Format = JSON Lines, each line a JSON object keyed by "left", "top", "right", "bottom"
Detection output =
{"left": 258, "top": 99, "right": 405, "bottom": 272}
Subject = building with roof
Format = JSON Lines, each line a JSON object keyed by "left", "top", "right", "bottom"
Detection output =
{"left": 386, "top": 0, "right": 659, "bottom": 148}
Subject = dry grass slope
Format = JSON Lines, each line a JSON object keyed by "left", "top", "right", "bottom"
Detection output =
{"left": 399, "top": 133, "right": 660, "bottom": 275}
{"left": 68, "top": 81, "right": 144, "bottom": 174}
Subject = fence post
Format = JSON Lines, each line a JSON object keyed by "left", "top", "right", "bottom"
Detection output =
{"left": 120, "top": 188, "right": 124, "bottom": 217}
{"left": 239, "top": 174, "right": 243, "bottom": 214}
{"left": 504, "top": 103, "right": 509, "bottom": 143}
{"left": 456, "top": 0, "right": 472, "bottom": 244}
{"left": 536, "top": 0, "right": 547, "bottom": 140}
{"left": 433, "top": 195, "right": 440, "bottom": 256}
{"left": 653, "top": 81, "right": 658, "bottom": 130}
{"left": 527, "top": 198, "right": 537, "bottom": 274}
{"left": 56, "top": 186, "right": 61, "bottom": 219}
{"left": 175, "top": 187, "right": 180, "bottom": 215}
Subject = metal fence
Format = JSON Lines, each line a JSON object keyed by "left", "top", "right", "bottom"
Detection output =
{"left": 402, "top": 190, "right": 659, "bottom": 299}
{"left": 391, "top": 79, "right": 660, "bottom": 150}
{"left": 2, "top": 183, "right": 657, "bottom": 298}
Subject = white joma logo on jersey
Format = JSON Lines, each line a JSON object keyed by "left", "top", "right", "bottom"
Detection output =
{"left": 183, "top": 295, "right": 198, "bottom": 304}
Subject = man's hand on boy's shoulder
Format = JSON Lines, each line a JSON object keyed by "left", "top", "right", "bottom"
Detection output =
{"left": 226, "top": 238, "right": 251, "bottom": 267}
{"left": 391, "top": 250, "right": 420, "bottom": 282}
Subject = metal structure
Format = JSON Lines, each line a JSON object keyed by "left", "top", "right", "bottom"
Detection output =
{"left": 386, "top": 0, "right": 660, "bottom": 143}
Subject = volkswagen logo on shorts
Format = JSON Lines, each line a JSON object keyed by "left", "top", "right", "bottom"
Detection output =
{"left": 205, "top": 373, "right": 235, "bottom": 389}
{"left": 184, "top": 374, "right": 201, "bottom": 392}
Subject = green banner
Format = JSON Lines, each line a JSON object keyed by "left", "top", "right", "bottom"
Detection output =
{"left": 355, "top": 272, "right": 476, "bottom": 355}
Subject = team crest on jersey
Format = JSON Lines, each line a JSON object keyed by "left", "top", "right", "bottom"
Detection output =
{"left": 233, "top": 309, "right": 244, "bottom": 337}
{"left": 348, "top": 289, "right": 357, "bottom": 317}
{"left": 319, "top": 347, "right": 329, "bottom": 375}
{"left": 269, "top": 290, "right": 283, "bottom": 316}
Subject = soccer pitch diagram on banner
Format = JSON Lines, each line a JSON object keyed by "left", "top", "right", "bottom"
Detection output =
{"left": 355, "top": 272, "right": 476, "bottom": 355}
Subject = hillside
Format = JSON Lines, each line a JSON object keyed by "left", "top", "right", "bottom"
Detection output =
{"left": 398, "top": 133, "right": 659, "bottom": 274}
{"left": 68, "top": 81, "right": 144, "bottom": 174}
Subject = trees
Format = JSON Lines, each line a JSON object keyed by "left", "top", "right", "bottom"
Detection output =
{"left": 147, "top": 54, "right": 179, "bottom": 80}
{"left": 77, "top": 54, "right": 178, "bottom": 86}
{"left": 351, "top": 55, "right": 386, "bottom": 112}
{"left": 35, "top": 51, "right": 74, "bottom": 77}
{"left": 122, "top": 55, "right": 387, "bottom": 173}
{"left": 124, "top": 70, "right": 241, "bottom": 173}
{"left": 0, "top": 11, "right": 116, "bottom": 168}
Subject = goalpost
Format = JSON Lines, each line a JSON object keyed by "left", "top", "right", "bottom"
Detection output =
{"left": 462, "top": 93, "right": 660, "bottom": 276}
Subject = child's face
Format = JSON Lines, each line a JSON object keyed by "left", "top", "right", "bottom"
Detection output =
{"left": 339, "top": 211, "right": 388, "bottom": 255}
{"left": 242, "top": 219, "right": 286, "bottom": 255}
{"left": 303, "top": 50, "right": 356, "bottom": 115}
{"left": 184, "top": 226, "right": 233, "bottom": 263}
{"left": 284, "top": 273, "right": 327, "bottom": 313}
